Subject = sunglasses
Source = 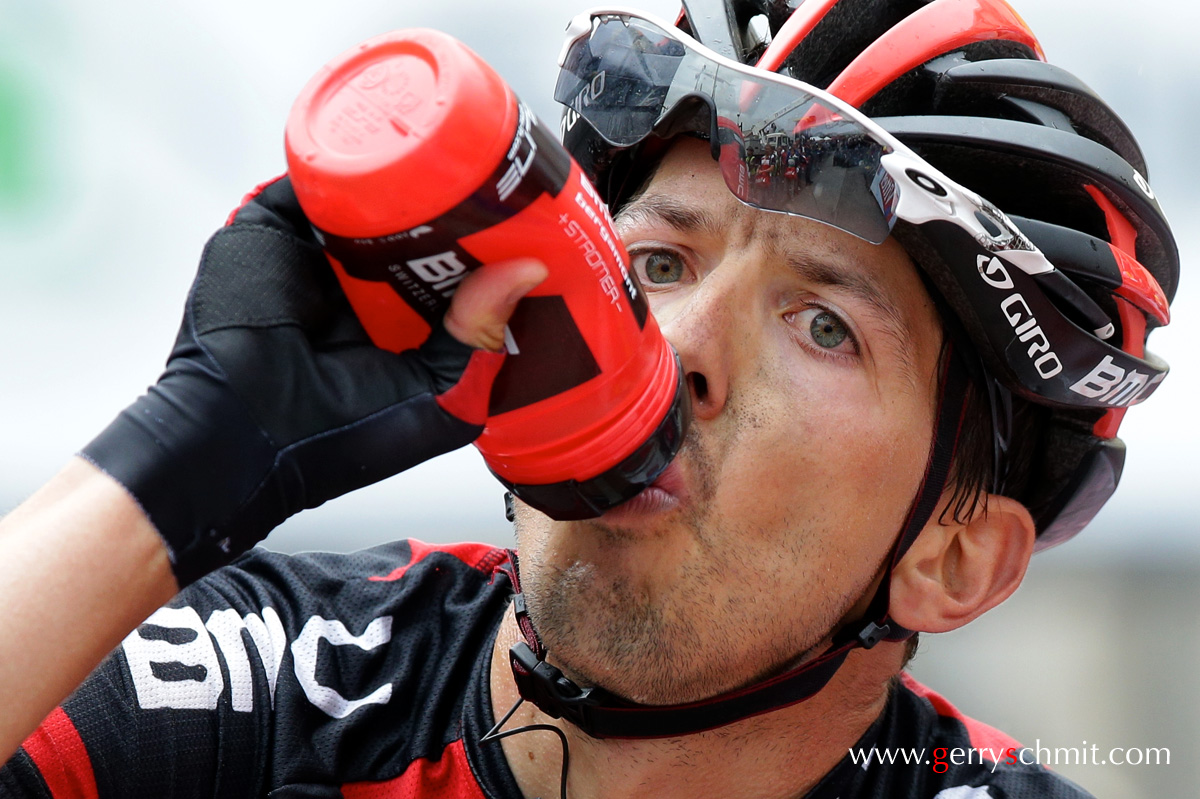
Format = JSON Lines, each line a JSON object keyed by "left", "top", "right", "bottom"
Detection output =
{"left": 555, "top": 8, "right": 1042, "bottom": 252}
{"left": 553, "top": 8, "right": 1178, "bottom": 415}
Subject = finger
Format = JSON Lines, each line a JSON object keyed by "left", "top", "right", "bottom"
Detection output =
{"left": 443, "top": 258, "right": 549, "bottom": 351}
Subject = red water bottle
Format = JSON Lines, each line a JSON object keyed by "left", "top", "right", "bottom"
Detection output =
{"left": 285, "top": 29, "right": 688, "bottom": 520}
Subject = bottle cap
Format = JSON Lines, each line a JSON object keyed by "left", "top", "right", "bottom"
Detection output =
{"left": 286, "top": 28, "right": 516, "bottom": 237}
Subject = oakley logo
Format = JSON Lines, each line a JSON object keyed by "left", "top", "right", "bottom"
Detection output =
{"left": 1069, "top": 355, "right": 1164, "bottom": 406}
{"left": 977, "top": 255, "right": 1063, "bottom": 379}
{"left": 906, "top": 169, "right": 947, "bottom": 198}
{"left": 1132, "top": 170, "right": 1155, "bottom": 201}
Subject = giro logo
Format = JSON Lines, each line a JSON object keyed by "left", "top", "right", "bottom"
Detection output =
{"left": 977, "top": 255, "right": 1062, "bottom": 378}
{"left": 1069, "top": 355, "right": 1164, "bottom": 406}
{"left": 572, "top": 70, "right": 606, "bottom": 112}
{"left": 977, "top": 254, "right": 1014, "bottom": 289}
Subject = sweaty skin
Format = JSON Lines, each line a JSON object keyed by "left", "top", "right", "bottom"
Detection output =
{"left": 489, "top": 138, "right": 955, "bottom": 799}
{"left": 513, "top": 138, "right": 944, "bottom": 705}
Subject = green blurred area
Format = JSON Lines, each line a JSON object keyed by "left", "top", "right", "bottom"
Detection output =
{"left": 0, "top": 0, "right": 63, "bottom": 222}
{"left": 0, "top": 62, "right": 46, "bottom": 215}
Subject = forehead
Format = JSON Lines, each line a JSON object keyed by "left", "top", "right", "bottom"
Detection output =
{"left": 625, "top": 139, "right": 911, "bottom": 269}
{"left": 620, "top": 139, "right": 944, "bottom": 385}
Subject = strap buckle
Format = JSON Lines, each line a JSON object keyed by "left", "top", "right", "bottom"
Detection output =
{"left": 856, "top": 621, "right": 891, "bottom": 649}
{"left": 510, "top": 642, "right": 600, "bottom": 729}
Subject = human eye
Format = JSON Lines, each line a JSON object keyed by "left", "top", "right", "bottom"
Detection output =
{"left": 628, "top": 245, "right": 690, "bottom": 289}
{"left": 785, "top": 304, "right": 860, "bottom": 359}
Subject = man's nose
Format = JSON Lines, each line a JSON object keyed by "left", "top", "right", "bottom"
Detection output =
{"left": 658, "top": 270, "right": 742, "bottom": 422}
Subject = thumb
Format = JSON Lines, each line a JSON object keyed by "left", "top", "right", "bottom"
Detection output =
{"left": 443, "top": 258, "right": 549, "bottom": 352}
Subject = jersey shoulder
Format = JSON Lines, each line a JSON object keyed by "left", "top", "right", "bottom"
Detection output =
{"left": 891, "top": 673, "right": 1096, "bottom": 799}
{"left": 3, "top": 539, "right": 514, "bottom": 799}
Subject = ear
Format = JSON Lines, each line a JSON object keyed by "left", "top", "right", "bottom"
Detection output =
{"left": 888, "top": 495, "right": 1036, "bottom": 633}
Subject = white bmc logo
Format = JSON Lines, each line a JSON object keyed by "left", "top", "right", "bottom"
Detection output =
{"left": 389, "top": 251, "right": 470, "bottom": 298}
{"left": 121, "top": 606, "right": 393, "bottom": 719}
{"left": 1069, "top": 355, "right": 1164, "bottom": 407}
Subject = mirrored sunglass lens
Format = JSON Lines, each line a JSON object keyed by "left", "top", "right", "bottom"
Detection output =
{"left": 556, "top": 13, "right": 899, "bottom": 243}
{"left": 710, "top": 77, "right": 897, "bottom": 243}
{"left": 554, "top": 16, "right": 686, "bottom": 146}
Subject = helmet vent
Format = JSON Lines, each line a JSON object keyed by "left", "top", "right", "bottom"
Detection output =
{"left": 782, "top": 0, "right": 927, "bottom": 90}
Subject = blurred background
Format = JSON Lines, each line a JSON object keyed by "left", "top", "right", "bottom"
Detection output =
{"left": 0, "top": 1, "right": 1194, "bottom": 795}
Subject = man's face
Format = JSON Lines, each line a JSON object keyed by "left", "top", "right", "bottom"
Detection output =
{"left": 514, "top": 138, "right": 945, "bottom": 705}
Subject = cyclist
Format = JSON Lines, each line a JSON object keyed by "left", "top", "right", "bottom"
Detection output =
{"left": 0, "top": 1, "right": 1176, "bottom": 797}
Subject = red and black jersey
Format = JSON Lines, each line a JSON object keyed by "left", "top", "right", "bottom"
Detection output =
{"left": 2, "top": 540, "right": 1093, "bottom": 798}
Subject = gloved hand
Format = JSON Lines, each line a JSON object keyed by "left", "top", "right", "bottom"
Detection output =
{"left": 81, "top": 176, "right": 545, "bottom": 586}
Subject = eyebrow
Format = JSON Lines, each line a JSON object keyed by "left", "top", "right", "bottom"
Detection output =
{"left": 614, "top": 193, "right": 725, "bottom": 240}
{"left": 616, "top": 192, "right": 923, "bottom": 382}
{"left": 784, "top": 251, "right": 919, "bottom": 379}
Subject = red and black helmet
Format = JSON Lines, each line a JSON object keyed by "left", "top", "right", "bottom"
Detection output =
{"left": 504, "top": 0, "right": 1178, "bottom": 740}
{"left": 558, "top": 0, "right": 1178, "bottom": 549}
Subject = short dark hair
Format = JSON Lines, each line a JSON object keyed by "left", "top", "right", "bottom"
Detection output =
{"left": 939, "top": 343, "right": 1047, "bottom": 527}
{"left": 902, "top": 632, "right": 920, "bottom": 668}
{"left": 894, "top": 223, "right": 1051, "bottom": 532}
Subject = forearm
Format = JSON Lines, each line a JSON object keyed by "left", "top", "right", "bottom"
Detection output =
{"left": 0, "top": 457, "right": 177, "bottom": 762}
{"left": 0, "top": 178, "right": 543, "bottom": 767}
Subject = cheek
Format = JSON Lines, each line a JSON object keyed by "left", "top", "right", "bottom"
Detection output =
{"left": 710, "top": 350, "right": 932, "bottom": 548}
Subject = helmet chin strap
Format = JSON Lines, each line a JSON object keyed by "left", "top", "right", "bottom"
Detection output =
{"left": 501, "top": 345, "right": 970, "bottom": 740}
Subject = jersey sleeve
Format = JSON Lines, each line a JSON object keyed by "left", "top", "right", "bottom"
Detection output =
{"left": 0, "top": 547, "right": 301, "bottom": 799}
{"left": 1, "top": 539, "right": 511, "bottom": 799}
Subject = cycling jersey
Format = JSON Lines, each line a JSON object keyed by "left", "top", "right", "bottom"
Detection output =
{"left": 1, "top": 540, "right": 1093, "bottom": 798}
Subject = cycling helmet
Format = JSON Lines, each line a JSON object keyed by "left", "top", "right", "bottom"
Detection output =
{"left": 558, "top": 0, "right": 1177, "bottom": 550}
{"left": 501, "top": 0, "right": 1177, "bottom": 740}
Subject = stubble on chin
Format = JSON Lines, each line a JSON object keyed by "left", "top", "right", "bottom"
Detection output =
{"left": 513, "top": 425, "right": 764, "bottom": 704}
{"left": 510, "top": 409, "right": 866, "bottom": 705}
{"left": 516, "top": 533, "right": 724, "bottom": 704}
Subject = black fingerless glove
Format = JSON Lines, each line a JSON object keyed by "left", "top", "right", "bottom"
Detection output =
{"left": 82, "top": 177, "right": 503, "bottom": 586}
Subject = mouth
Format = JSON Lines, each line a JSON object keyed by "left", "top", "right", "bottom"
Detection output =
{"left": 600, "top": 459, "right": 687, "bottom": 522}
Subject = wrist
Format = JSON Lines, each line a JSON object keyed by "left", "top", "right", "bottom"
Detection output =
{"left": 81, "top": 357, "right": 279, "bottom": 586}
